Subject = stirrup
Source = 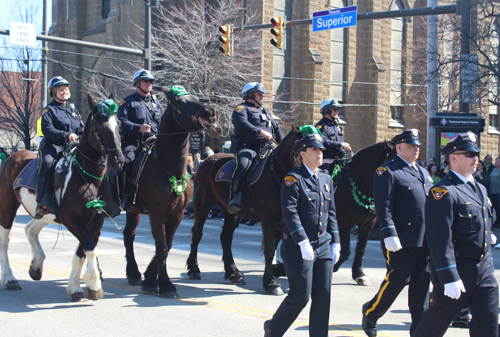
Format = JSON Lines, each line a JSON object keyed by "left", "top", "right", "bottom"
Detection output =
{"left": 228, "top": 193, "right": 243, "bottom": 214}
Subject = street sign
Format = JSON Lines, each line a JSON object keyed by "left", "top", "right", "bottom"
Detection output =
{"left": 460, "top": 53, "right": 478, "bottom": 104}
{"left": 312, "top": 5, "right": 357, "bottom": 32}
{"left": 10, "top": 22, "right": 36, "bottom": 46}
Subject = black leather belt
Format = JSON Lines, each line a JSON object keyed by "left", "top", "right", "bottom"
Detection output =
{"left": 455, "top": 251, "right": 484, "bottom": 261}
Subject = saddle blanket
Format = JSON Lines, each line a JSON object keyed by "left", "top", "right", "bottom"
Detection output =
{"left": 215, "top": 157, "right": 268, "bottom": 186}
{"left": 13, "top": 158, "right": 38, "bottom": 191}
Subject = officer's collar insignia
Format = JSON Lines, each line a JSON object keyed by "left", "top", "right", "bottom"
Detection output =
{"left": 376, "top": 166, "right": 387, "bottom": 176}
{"left": 325, "top": 184, "right": 330, "bottom": 192}
{"left": 431, "top": 186, "right": 448, "bottom": 200}
{"left": 235, "top": 105, "right": 244, "bottom": 113}
{"left": 284, "top": 175, "right": 297, "bottom": 186}
{"left": 467, "top": 131, "right": 477, "bottom": 143}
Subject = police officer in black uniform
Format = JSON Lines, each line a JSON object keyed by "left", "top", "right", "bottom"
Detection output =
{"left": 412, "top": 131, "right": 499, "bottom": 337}
{"left": 36, "top": 76, "right": 84, "bottom": 219}
{"left": 362, "top": 129, "right": 431, "bottom": 337}
{"left": 315, "top": 98, "right": 351, "bottom": 175}
{"left": 264, "top": 128, "right": 340, "bottom": 337}
{"left": 228, "top": 82, "right": 284, "bottom": 214}
{"left": 117, "top": 69, "right": 164, "bottom": 210}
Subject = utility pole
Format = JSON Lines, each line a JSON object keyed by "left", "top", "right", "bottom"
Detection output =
{"left": 427, "top": 0, "right": 438, "bottom": 162}
{"left": 459, "top": 0, "right": 471, "bottom": 113}
{"left": 144, "top": 0, "right": 152, "bottom": 71}
{"left": 41, "top": 0, "right": 48, "bottom": 110}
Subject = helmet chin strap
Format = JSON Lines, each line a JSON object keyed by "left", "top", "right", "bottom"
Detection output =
{"left": 138, "top": 86, "right": 149, "bottom": 95}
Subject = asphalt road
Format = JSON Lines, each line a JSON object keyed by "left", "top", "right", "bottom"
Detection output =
{"left": 1, "top": 208, "right": 497, "bottom": 337}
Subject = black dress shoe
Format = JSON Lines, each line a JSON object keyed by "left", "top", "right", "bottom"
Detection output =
{"left": 362, "top": 302, "right": 377, "bottom": 337}
{"left": 264, "top": 320, "right": 275, "bottom": 337}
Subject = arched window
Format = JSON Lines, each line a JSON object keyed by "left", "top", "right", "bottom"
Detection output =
{"left": 390, "top": 0, "right": 405, "bottom": 125}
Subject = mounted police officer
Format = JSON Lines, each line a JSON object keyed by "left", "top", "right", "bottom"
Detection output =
{"left": 413, "top": 132, "right": 499, "bottom": 337}
{"left": 36, "top": 76, "right": 84, "bottom": 219}
{"left": 362, "top": 129, "right": 431, "bottom": 337}
{"left": 315, "top": 98, "right": 351, "bottom": 175}
{"left": 117, "top": 69, "right": 165, "bottom": 210}
{"left": 228, "top": 82, "right": 284, "bottom": 214}
{"left": 264, "top": 128, "right": 340, "bottom": 337}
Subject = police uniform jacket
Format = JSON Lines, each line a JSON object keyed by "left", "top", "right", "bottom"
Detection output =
{"left": 315, "top": 117, "right": 344, "bottom": 162}
{"left": 373, "top": 155, "right": 432, "bottom": 248}
{"left": 232, "top": 101, "right": 284, "bottom": 146}
{"left": 426, "top": 171, "right": 493, "bottom": 284}
{"left": 281, "top": 164, "right": 340, "bottom": 245}
{"left": 117, "top": 92, "right": 165, "bottom": 141}
{"left": 41, "top": 101, "right": 84, "bottom": 146}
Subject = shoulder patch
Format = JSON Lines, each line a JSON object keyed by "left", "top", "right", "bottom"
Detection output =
{"left": 120, "top": 100, "right": 126, "bottom": 105}
{"left": 284, "top": 175, "right": 297, "bottom": 187}
{"left": 376, "top": 166, "right": 387, "bottom": 176}
{"left": 317, "top": 124, "right": 324, "bottom": 130}
{"left": 41, "top": 108, "right": 48, "bottom": 115}
{"left": 235, "top": 105, "right": 244, "bottom": 113}
{"left": 431, "top": 186, "right": 448, "bottom": 200}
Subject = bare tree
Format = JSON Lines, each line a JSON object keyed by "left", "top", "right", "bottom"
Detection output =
{"left": 0, "top": 2, "right": 41, "bottom": 150}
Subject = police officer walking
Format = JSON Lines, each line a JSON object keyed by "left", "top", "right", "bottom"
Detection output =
{"left": 228, "top": 82, "right": 283, "bottom": 214}
{"left": 315, "top": 98, "right": 351, "bottom": 175}
{"left": 117, "top": 69, "right": 164, "bottom": 210}
{"left": 264, "top": 127, "right": 340, "bottom": 337}
{"left": 36, "top": 76, "right": 84, "bottom": 218}
{"left": 362, "top": 129, "right": 431, "bottom": 336}
{"left": 412, "top": 132, "right": 499, "bottom": 337}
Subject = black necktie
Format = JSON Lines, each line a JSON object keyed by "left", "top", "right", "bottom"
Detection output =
{"left": 312, "top": 174, "right": 318, "bottom": 184}
{"left": 468, "top": 181, "right": 483, "bottom": 202}
{"left": 412, "top": 166, "right": 424, "bottom": 181}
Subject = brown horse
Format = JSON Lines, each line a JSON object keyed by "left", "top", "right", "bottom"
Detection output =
{"left": 122, "top": 88, "right": 216, "bottom": 298}
{"left": 0, "top": 94, "right": 124, "bottom": 301}
{"left": 187, "top": 126, "right": 303, "bottom": 295}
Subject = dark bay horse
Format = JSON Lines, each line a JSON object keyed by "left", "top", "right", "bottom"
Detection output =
{"left": 333, "top": 141, "right": 396, "bottom": 285}
{"left": 187, "top": 126, "right": 303, "bottom": 295}
{"left": 0, "top": 94, "right": 124, "bottom": 301}
{"left": 122, "top": 88, "right": 216, "bottom": 298}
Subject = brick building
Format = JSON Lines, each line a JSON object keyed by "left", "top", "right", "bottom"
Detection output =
{"left": 49, "top": 0, "right": 500, "bottom": 160}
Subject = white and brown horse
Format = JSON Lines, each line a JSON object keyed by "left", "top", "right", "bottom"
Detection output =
{"left": 0, "top": 94, "right": 124, "bottom": 301}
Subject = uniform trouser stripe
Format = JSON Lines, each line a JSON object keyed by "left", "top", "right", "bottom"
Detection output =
{"left": 366, "top": 253, "right": 392, "bottom": 316}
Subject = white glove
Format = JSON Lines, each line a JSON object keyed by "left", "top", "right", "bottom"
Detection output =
{"left": 492, "top": 234, "right": 497, "bottom": 245}
{"left": 298, "top": 239, "right": 314, "bottom": 261}
{"left": 330, "top": 243, "right": 341, "bottom": 264}
{"left": 444, "top": 280, "right": 466, "bottom": 300}
{"left": 384, "top": 236, "right": 402, "bottom": 252}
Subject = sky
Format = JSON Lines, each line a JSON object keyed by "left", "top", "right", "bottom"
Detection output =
{"left": 0, "top": 0, "right": 52, "bottom": 33}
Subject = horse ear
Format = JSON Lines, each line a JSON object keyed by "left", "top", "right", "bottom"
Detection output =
{"left": 87, "top": 94, "right": 97, "bottom": 113}
{"left": 291, "top": 125, "right": 300, "bottom": 133}
{"left": 108, "top": 93, "right": 115, "bottom": 101}
{"left": 386, "top": 140, "right": 395, "bottom": 150}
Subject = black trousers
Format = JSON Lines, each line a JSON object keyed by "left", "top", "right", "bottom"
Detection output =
{"left": 413, "top": 252, "right": 499, "bottom": 337}
{"left": 364, "top": 246, "right": 430, "bottom": 335}
{"left": 268, "top": 234, "right": 333, "bottom": 337}
{"left": 232, "top": 145, "right": 259, "bottom": 182}
{"left": 38, "top": 144, "right": 64, "bottom": 178}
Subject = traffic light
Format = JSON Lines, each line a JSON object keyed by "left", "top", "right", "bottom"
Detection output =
{"left": 270, "top": 17, "right": 284, "bottom": 49}
{"left": 218, "top": 25, "right": 231, "bottom": 56}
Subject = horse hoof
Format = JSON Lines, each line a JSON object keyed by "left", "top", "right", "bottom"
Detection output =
{"left": 141, "top": 284, "right": 158, "bottom": 294}
{"left": 159, "top": 290, "right": 179, "bottom": 298}
{"left": 86, "top": 288, "right": 104, "bottom": 300}
{"left": 127, "top": 278, "right": 142, "bottom": 286}
{"left": 5, "top": 280, "right": 22, "bottom": 291}
{"left": 70, "top": 292, "right": 87, "bottom": 302}
{"left": 188, "top": 272, "right": 201, "bottom": 280}
{"left": 229, "top": 275, "right": 245, "bottom": 285}
{"left": 355, "top": 276, "right": 372, "bottom": 286}
{"left": 29, "top": 266, "right": 42, "bottom": 281}
{"left": 266, "top": 286, "right": 284, "bottom": 296}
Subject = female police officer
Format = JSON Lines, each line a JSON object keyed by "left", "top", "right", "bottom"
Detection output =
{"left": 36, "top": 76, "right": 84, "bottom": 219}
{"left": 264, "top": 126, "right": 341, "bottom": 337}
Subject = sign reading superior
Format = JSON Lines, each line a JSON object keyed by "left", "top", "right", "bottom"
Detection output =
{"left": 312, "top": 5, "right": 357, "bottom": 32}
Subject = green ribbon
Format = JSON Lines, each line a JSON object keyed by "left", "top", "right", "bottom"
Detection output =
{"left": 298, "top": 125, "right": 322, "bottom": 137}
{"left": 171, "top": 85, "right": 190, "bottom": 96}
{"left": 96, "top": 99, "right": 118, "bottom": 117}
{"left": 86, "top": 199, "right": 107, "bottom": 209}
{"left": 331, "top": 164, "right": 341, "bottom": 179}
{"left": 73, "top": 153, "right": 108, "bottom": 180}
{"left": 350, "top": 181, "right": 374, "bottom": 211}
{"left": 169, "top": 175, "right": 189, "bottom": 195}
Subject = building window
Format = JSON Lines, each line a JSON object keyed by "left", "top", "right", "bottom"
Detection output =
{"left": 489, "top": 21, "right": 500, "bottom": 133}
{"left": 389, "top": 0, "right": 405, "bottom": 127}
{"left": 272, "top": 0, "right": 292, "bottom": 118}
{"left": 330, "top": 0, "right": 347, "bottom": 121}
{"left": 102, "top": 0, "right": 111, "bottom": 19}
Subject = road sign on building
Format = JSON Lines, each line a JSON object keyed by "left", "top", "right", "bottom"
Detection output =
{"left": 9, "top": 22, "right": 36, "bottom": 47}
{"left": 460, "top": 54, "right": 478, "bottom": 104}
{"left": 312, "top": 5, "right": 357, "bottom": 32}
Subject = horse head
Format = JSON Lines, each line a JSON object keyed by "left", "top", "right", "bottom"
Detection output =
{"left": 86, "top": 94, "right": 125, "bottom": 171}
{"left": 350, "top": 140, "right": 396, "bottom": 182}
{"left": 273, "top": 125, "right": 303, "bottom": 173}
{"left": 162, "top": 86, "right": 217, "bottom": 132}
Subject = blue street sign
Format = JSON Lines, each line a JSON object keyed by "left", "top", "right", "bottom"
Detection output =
{"left": 312, "top": 5, "right": 357, "bottom": 32}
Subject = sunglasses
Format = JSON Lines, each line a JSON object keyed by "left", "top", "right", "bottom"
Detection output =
{"left": 453, "top": 152, "right": 479, "bottom": 158}
{"left": 331, "top": 108, "right": 339, "bottom": 111}
{"left": 143, "top": 79, "right": 154, "bottom": 83}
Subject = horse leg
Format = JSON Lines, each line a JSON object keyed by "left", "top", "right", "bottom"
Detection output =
{"left": 186, "top": 202, "right": 213, "bottom": 280}
{"left": 24, "top": 219, "right": 48, "bottom": 281}
{"left": 352, "top": 217, "right": 376, "bottom": 286}
{"left": 123, "top": 212, "right": 142, "bottom": 285}
{"left": 0, "top": 184, "right": 21, "bottom": 290}
{"left": 67, "top": 244, "right": 86, "bottom": 301}
{"left": 0, "top": 226, "right": 21, "bottom": 290}
{"left": 334, "top": 221, "right": 351, "bottom": 272}
{"left": 220, "top": 213, "right": 244, "bottom": 285}
{"left": 262, "top": 220, "right": 283, "bottom": 295}
{"left": 83, "top": 248, "right": 104, "bottom": 300}
{"left": 272, "top": 223, "right": 286, "bottom": 278}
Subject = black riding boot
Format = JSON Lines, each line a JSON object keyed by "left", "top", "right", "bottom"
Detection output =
{"left": 118, "top": 171, "right": 134, "bottom": 211}
{"left": 34, "top": 177, "right": 45, "bottom": 219}
{"left": 228, "top": 179, "right": 243, "bottom": 214}
{"left": 35, "top": 177, "right": 58, "bottom": 219}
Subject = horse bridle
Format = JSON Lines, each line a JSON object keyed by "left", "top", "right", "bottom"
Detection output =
{"left": 168, "top": 95, "right": 209, "bottom": 131}
{"left": 90, "top": 114, "right": 122, "bottom": 158}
